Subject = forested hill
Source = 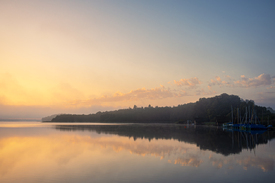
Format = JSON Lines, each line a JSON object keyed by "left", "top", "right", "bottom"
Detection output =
{"left": 48, "top": 93, "right": 275, "bottom": 124}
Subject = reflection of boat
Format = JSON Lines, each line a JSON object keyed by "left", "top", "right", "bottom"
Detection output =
{"left": 223, "top": 127, "right": 266, "bottom": 135}
{"left": 223, "top": 127, "right": 269, "bottom": 152}
{"left": 239, "top": 124, "right": 268, "bottom": 130}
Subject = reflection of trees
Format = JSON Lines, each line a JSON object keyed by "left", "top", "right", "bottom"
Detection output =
{"left": 223, "top": 128, "right": 274, "bottom": 152}
{"left": 54, "top": 124, "right": 275, "bottom": 156}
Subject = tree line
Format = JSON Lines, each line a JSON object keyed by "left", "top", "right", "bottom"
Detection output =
{"left": 49, "top": 93, "right": 275, "bottom": 124}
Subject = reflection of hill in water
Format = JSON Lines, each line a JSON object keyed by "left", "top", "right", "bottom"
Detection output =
{"left": 54, "top": 124, "right": 275, "bottom": 156}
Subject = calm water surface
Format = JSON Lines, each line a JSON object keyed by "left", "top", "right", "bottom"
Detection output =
{"left": 0, "top": 122, "right": 275, "bottom": 183}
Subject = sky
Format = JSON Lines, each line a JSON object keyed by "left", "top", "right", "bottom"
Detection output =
{"left": 1, "top": 0, "right": 275, "bottom": 120}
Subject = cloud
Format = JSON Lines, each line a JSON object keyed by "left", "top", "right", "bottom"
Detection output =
{"left": 53, "top": 84, "right": 216, "bottom": 107}
{"left": 195, "top": 88, "right": 216, "bottom": 96}
{"left": 255, "top": 92, "right": 275, "bottom": 109}
{"left": 81, "top": 86, "right": 188, "bottom": 106}
{"left": 208, "top": 76, "right": 232, "bottom": 88}
{"left": 100, "top": 86, "right": 175, "bottom": 101}
{"left": 174, "top": 77, "right": 202, "bottom": 88}
{"left": 267, "top": 76, "right": 275, "bottom": 89}
{"left": 234, "top": 73, "right": 272, "bottom": 88}
{"left": 208, "top": 73, "right": 273, "bottom": 89}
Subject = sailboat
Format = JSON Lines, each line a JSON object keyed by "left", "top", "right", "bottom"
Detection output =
{"left": 239, "top": 107, "right": 272, "bottom": 130}
{"left": 223, "top": 106, "right": 233, "bottom": 128}
{"left": 224, "top": 106, "right": 272, "bottom": 130}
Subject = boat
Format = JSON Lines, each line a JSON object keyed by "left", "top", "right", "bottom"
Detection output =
{"left": 223, "top": 106, "right": 234, "bottom": 128}
{"left": 223, "top": 122, "right": 233, "bottom": 128}
{"left": 223, "top": 106, "right": 273, "bottom": 130}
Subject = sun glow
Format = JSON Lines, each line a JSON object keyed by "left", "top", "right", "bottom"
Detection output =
{"left": 1, "top": 0, "right": 274, "bottom": 119}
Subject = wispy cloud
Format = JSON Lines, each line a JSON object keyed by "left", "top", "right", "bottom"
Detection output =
{"left": 0, "top": 73, "right": 216, "bottom": 109}
{"left": 208, "top": 73, "right": 274, "bottom": 89}
{"left": 76, "top": 84, "right": 219, "bottom": 107}
{"left": 195, "top": 88, "right": 216, "bottom": 96}
{"left": 234, "top": 74, "right": 272, "bottom": 88}
{"left": 174, "top": 77, "right": 202, "bottom": 88}
{"left": 208, "top": 76, "right": 232, "bottom": 88}
{"left": 81, "top": 86, "right": 188, "bottom": 106}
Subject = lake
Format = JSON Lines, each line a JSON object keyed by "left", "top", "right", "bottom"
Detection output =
{"left": 0, "top": 122, "right": 275, "bottom": 183}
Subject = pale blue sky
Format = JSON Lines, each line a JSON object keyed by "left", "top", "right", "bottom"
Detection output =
{"left": 0, "top": 0, "right": 274, "bottom": 119}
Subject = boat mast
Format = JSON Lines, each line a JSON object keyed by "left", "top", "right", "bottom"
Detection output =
{"left": 248, "top": 106, "right": 250, "bottom": 123}
{"left": 237, "top": 108, "right": 239, "bottom": 124}
{"left": 252, "top": 107, "right": 254, "bottom": 123}
{"left": 231, "top": 106, "right": 233, "bottom": 123}
{"left": 261, "top": 110, "right": 263, "bottom": 125}
{"left": 240, "top": 108, "right": 242, "bottom": 124}
{"left": 245, "top": 107, "right": 247, "bottom": 123}
{"left": 254, "top": 109, "right": 257, "bottom": 124}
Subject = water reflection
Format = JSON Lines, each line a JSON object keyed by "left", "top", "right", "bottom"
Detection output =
{"left": 54, "top": 124, "right": 275, "bottom": 173}
{"left": 54, "top": 124, "right": 275, "bottom": 156}
{"left": 0, "top": 124, "right": 275, "bottom": 183}
{"left": 237, "top": 156, "right": 274, "bottom": 172}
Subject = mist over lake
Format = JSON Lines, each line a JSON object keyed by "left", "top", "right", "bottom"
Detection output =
{"left": 1, "top": 122, "right": 275, "bottom": 183}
